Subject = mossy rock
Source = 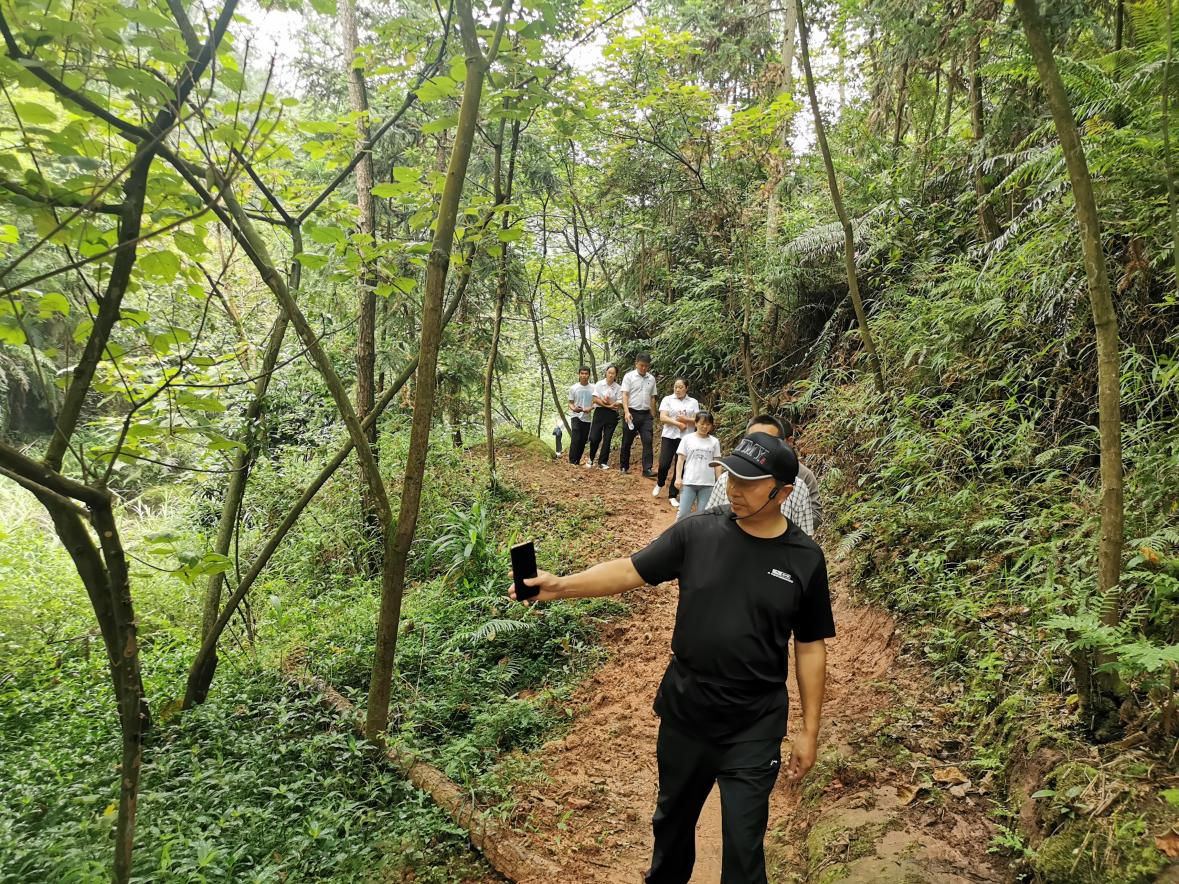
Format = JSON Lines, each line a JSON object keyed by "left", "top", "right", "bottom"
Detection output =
{"left": 497, "top": 429, "right": 555, "bottom": 460}
{"left": 1032, "top": 817, "right": 1167, "bottom": 884}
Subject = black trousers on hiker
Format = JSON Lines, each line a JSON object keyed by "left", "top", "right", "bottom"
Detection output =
{"left": 656, "top": 436, "right": 680, "bottom": 499}
{"left": 588, "top": 408, "right": 619, "bottom": 466}
{"left": 645, "top": 722, "right": 781, "bottom": 884}
{"left": 568, "top": 418, "right": 591, "bottom": 465}
{"left": 620, "top": 408, "right": 654, "bottom": 473}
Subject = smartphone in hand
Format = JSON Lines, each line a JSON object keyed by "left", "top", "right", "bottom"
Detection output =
{"left": 510, "top": 541, "right": 539, "bottom": 600}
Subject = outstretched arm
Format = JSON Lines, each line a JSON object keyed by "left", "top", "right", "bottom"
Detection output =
{"left": 509, "top": 557, "right": 645, "bottom": 604}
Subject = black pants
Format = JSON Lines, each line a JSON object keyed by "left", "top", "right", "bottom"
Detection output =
{"left": 588, "top": 408, "right": 619, "bottom": 466}
{"left": 645, "top": 722, "right": 781, "bottom": 884}
{"left": 620, "top": 408, "right": 654, "bottom": 473}
{"left": 568, "top": 418, "right": 591, "bottom": 464}
{"left": 656, "top": 437, "right": 680, "bottom": 499}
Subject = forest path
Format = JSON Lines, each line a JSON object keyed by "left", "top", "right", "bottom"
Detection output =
{"left": 491, "top": 443, "right": 1009, "bottom": 883}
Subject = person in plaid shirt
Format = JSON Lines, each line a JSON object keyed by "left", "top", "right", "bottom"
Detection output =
{"left": 708, "top": 415, "right": 816, "bottom": 535}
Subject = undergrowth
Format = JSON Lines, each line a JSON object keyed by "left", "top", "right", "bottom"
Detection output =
{"left": 0, "top": 436, "right": 624, "bottom": 881}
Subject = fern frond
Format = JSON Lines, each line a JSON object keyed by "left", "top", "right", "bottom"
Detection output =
{"left": 836, "top": 526, "right": 872, "bottom": 561}
{"left": 454, "top": 618, "right": 538, "bottom": 645}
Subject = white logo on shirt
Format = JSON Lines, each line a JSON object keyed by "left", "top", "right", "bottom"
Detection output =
{"left": 768, "top": 568, "right": 794, "bottom": 583}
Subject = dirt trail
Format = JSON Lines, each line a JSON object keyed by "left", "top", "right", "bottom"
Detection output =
{"left": 494, "top": 447, "right": 1009, "bottom": 883}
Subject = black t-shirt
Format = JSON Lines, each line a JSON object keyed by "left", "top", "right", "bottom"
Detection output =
{"left": 630, "top": 507, "right": 835, "bottom": 742}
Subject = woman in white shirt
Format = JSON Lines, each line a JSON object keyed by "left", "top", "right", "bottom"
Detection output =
{"left": 587, "top": 364, "right": 622, "bottom": 469}
{"left": 653, "top": 378, "right": 699, "bottom": 507}
{"left": 674, "top": 411, "right": 722, "bottom": 519}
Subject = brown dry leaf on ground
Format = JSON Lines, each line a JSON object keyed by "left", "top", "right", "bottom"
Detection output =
{"left": 1156, "top": 829, "right": 1179, "bottom": 859}
{"left": 933, "top": 766, "right": 970, "bottom": 785}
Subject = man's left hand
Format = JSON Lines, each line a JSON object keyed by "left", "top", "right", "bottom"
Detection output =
{"left": 786, "top": 730, "right": 818, "bottom": 782}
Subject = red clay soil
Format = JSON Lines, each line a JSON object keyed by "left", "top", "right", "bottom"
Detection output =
{"left": 491, "top": 445, "right": 1009, "bottom": 883}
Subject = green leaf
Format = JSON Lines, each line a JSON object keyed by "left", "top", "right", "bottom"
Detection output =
{"left": 417, "top": 76, "right": 458, "bottom": 102}
{"left": 173, "top": 231, "right": 207, "bottom": 258}
{"left": 149, "top": 326, "right": 192, "bottom": 355}
{"left": 139, "top": 250, "right": 181, "bottom": 282}
{"left": 13, "top": 102, "right": 56, "bottom": 125}
{"left": 1162, "top": 788, "right": 1179, "bottom": 807}
{"left": 294, "top": 252, "right": 329, "bottom": 270}
{"left": 497, "top": 227, "right": 524, "bottom": 243}
{"left": 421, "top": 114, "right": 458, "bottom": 134}
{"left": 0, "top": 224, "right": 18, "bottom": 244}
{"left": 308, "top": 0, "right": 337, "bottom": 13}
{"left": 1030, "top": 790, "right": 1056, "bottom": 799}
{"left": 308, "top": 224, "right": 347, "bottom": 246}
{"left": 37, "top": 292, "right": 70, "bottom": 317}
{"left": 371, "top": 183, "right": 400, "bottom": 199}
{"left": 0, "top": 317, "right": 26, "bottom": 346}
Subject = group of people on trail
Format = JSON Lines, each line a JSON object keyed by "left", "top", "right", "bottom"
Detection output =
{"left": 562, "top": 353, "right": 823, "bottom": 531}
{"left": 520, "top": 352, "right": 832, "bottom": 884}
{"left": 514, "top": 377, "right": 830, "bottom": 881}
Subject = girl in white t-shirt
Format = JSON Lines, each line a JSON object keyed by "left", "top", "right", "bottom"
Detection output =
{"left": 674, "top": 411, "right": 721, "bottom": 520}
{"left": 654, "top": 378, "right": 699, "bottom": 506}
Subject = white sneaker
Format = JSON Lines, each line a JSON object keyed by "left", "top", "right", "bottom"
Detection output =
{"left": 651, "top": 484, "right": 661, "bottom": 497}
{"left": 584, "top": 461, "right": 593, "bottom": 469}
{"left": 669, "top": 498, "right": 680, "bottom": 508}
{"left": 600, "top": 463, "right": 610, "bottom": 471}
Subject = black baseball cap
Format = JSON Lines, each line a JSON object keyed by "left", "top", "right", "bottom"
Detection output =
{"left": 710, "top": 431, "right": 799, "bottom": 485}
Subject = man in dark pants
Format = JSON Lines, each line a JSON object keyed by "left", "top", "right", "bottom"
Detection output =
{"left": 567, "top": 366, "right": 594, "bottom": 465}
{"left": 619, "top": 352, "right": 658, "bottom": 477}
{"left": 509, "top": 432, "right": 834, "bottom": 883}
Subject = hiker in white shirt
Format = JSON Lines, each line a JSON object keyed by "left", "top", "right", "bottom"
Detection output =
{"left": 675, "top": 411, "right": 721, "bottom": 519}
{"left": 566, "top": 366, "right": 595, "bottom": 466}
{"left": 587, "top": 364, "right": 622, "bottom": 469}
{"left": 653, "top": 378, "right": 699, "bottom": 507}
{"left": 708, "top": 414, "right": 816, "bottom": 535}
{"left": 619, "top": 352, "right": 658, "bottom": 476}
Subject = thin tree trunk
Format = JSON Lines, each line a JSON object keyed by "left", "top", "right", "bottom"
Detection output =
{"left": 942, "top": 65, "right": 957, "bottom": 137}
{"left": 797, "top": 0, "right": 885, "bottom": 394}
{"left": 531, "top": 297, "right": 569, "bottom": 434}
{"left": 1164, "top": 0, "right": 1179, "bottom": 289}
{"left": 1015, "top": 0, "right": 1125, "bottom": 728}
{"left": 199, "top": 310, "right": 289, "bottom": 643}
{"left": 892, "top": 60, "right": 909, "bottom": 150}
{"left": 340, "top": 0, "right": 381, "bottom": 575}
{"left": 969, "top": 31, "right": 1002, "bottom": 241}
{"left": 1115, "top": 0, "right": 1125, "bottom": 52}
{"left": 765, "top": 0, "right": 798, "bottom": 339}
{"left": 365, "top": 0, "right": 513, "bottom": 739}
{"left": 484, "top": 116, "right": 520, "bottom": 483}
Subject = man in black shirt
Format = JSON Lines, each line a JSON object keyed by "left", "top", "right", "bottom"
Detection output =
{"left": 509, "top": 432, "right": 835, "bottom": 884}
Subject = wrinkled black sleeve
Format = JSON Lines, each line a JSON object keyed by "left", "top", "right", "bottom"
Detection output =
{"left": 630, "top": 519, "right": 689, "bottom": 586}
{"left": 793, "top": 551, "right": 836, "bottom": 642}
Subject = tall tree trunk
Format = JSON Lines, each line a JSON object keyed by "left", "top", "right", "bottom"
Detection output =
{"left": 199, "top": 310, "right": 289, "bottom": 644}
{"left": 365, "top": 0, "right": 513, "bottom": 739}
{"left": 340, "top": 0, "right": 381, "bottom": 575}
{"left": 1015, "top": 0, "right": 1125, "bottom": 731}
{"left": 1115, "top": 0, "right": 1125, "bottom": 51}
{"left": 1164, "top": 0, "right": 1179, "bottom": 289}
{"left": 530, "top": 297, "right": 569, "bottom": 434}
{"left": 484, "top": 116, "right": 520, "bottom": 483}
{"left": 797, "top": 1, "right": 885, "bottom": 394}
{"left": 892, "top": 60, "right": 910, "bottom": 150}
{"left": 765, "top": 0, "right": 797, "bottom": 250}
{"left": 968, "top": 30, "right": 1002, "bottom": 242}
{"left": 942, "top": 65, "right": 957, "bottom": 138}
